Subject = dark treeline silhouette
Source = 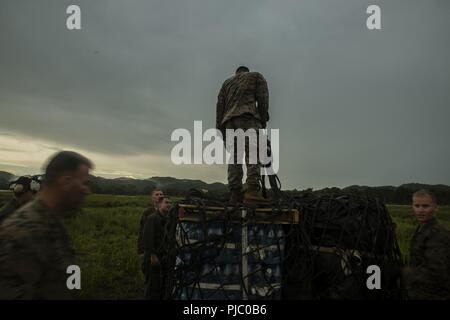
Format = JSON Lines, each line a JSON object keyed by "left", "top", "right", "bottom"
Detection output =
{"left": 285, "top": 184, "right": 450, "bottom": 205}
{"left": 1, "top": 171, "right": 448, "bottom": 204}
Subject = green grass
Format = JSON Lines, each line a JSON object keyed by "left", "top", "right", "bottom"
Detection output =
{"left": 0, "top": 192, "right": 449, "bottom": 299}
{"left": 65, "top": 206, "right": 145, "bottom": 299}
{"left": 63, "top": 194, "right": 183, "bottom": 299}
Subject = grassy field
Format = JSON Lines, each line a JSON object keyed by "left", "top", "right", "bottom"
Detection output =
{"left": 0, "top": 192, "right": 449, "bottom": 299}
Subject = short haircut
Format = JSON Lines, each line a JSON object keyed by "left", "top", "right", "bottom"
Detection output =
{"left": 236, "top": 66, "right": 250, "bottom": 74}
{"left": 412, "top": 189, "right": 437, "bottom": 204}
{"left": 44, "top": 151, "right": 93, "bottom": 185}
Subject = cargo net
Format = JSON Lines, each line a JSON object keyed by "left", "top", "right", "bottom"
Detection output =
{"left": 162, "top": 193, "right": 403, "bottom": 300}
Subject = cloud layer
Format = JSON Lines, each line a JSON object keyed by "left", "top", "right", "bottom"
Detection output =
{"left": 1, "top": 0, "right": 449, "bottom": 188}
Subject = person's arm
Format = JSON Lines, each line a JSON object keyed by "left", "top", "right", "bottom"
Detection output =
{"left": 137, "top": 209, "right": 150, "bottom": 255}
{"left": 150, "top": 254, "right": 160, "bottom": 265}
{"left": 143, "top": 216, "right": 160, "bottom": 266}
{"left": 216, "top": 84, "right": 226, "bottom": 132}
{"left": 0, "top": 230, "right": 54, "bottom": 299}
{"left": 255, "top": 73, "right": 269, "bottom": 128}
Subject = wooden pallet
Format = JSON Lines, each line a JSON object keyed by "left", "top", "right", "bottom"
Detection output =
{"left": 177, "top": 204, "right": 300, "bottom": 225}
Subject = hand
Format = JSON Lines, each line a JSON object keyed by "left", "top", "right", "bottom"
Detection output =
{"left": 259, "top": 113, "right": 269, "bottom": 128}
{"left": 150, "top": 254, "right": 160, "bottom": 265}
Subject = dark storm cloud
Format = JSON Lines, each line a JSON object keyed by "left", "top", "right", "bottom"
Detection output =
{"left": 0, "top": 0, "right": 449, "bottom": 188}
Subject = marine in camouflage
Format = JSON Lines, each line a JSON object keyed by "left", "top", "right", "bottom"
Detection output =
{"left": 404, "top": 218, "right": 450, "bottom": 299}
{"left": 0, "top": 198, "right": 75, "bottom": 299}
{"left": 216, "top": 71, "right": 269, "bottom": 131}
{"left": 216, "top": 70, "right": 269, "bottom": 193}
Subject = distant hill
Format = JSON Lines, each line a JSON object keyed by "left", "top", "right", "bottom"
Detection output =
{"left": 399, "top": 183, "right": 450, "bottom": 191}
{"left": 0, "top": 171, "right": 227, "bottom": 195}
{"left": 0, "top": 171, "right": 448, "bottom": 203}
{"left": 147, "top": 176, "right": 226, "bottom": 191}
{"left": 292, "top": 183, "right": 450, "bottom": 205}
{"left": 0, "top": 171, "right": 15, "bottom": 190}
{"left": 89, "top": 176, "right": 156, "bottom": 195}
{"left": 89, "top": 176, "right": 227, "bottom": 195}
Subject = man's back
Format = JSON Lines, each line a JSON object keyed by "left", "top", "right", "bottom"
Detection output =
{"left": 0, "top": 198, "right": 19, "bottom": 224}
{"left": 0, "top": 199, "right": 75, "bottom": 299}
{"left": 216, "top": 71, "right": 269, "bottom": 128}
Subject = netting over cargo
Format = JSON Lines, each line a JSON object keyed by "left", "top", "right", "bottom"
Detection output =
{"left": 161, "top": 193, "right": 403, "bottom": 300}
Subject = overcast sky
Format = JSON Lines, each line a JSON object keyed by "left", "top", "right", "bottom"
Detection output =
{"left": 0, "top": 0, "right": 449, "bottom": 189}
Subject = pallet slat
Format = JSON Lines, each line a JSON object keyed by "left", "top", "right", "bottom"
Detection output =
{"left": 178, "top": 204, "right": 300, "bottom": 224}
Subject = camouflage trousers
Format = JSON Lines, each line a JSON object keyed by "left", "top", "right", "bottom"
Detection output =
{"left": 223, "top": 114, "right": 262, "bottom": 192}
{"left": 144, "top": 263, "right": 167, "bottom": 300}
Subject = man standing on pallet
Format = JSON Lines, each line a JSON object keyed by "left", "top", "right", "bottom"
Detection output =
{"left": 216, "top": 66, "right": 270, "bottom": 204}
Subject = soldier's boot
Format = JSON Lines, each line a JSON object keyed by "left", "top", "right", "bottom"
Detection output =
{"left": 229, "top": 190, "right": 244, "bottom": 205}
{"left": 243, "top": 189, "right": 270, "bottom": 204}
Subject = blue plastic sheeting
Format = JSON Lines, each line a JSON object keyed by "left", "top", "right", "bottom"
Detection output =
{"left": 175, "top": 220, "right": 284, "bottom": 300}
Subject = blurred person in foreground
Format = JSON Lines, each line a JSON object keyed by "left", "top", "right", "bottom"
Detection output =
{"left": 0, "top": 151, "right": 93, "bottom": 299}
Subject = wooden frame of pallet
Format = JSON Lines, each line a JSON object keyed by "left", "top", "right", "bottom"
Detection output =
{"left": 177, "top": 204, "right": 300, "bottom": 225}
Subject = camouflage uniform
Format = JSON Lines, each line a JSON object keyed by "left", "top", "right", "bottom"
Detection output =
{"left": 216, "top": 72, "right": 269, "bottom": 192}
{"left": 137, "top": 206, "right": 156, "bottom": 255}
{"left": 143, "top": 210, "right": 169, "bottom": 299}
{"left": 0, "top": 198, "right": 19, "bottom": 224}
{"left": 404, "top": 218, "right": 450, "bottom": 299}
{"left": 0, "top": 199, "right": 75, "bottom": 299}
{"left": 224, "top": 115, "right": 262, "bottom": 192}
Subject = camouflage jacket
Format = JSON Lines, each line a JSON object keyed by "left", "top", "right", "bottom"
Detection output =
{"left": 0, "top": 199, "right": 75, "bottom": 299}
{"left": 138, "top": 206, "right": 157, "bottom": 255}
{"left": 405, "top": 218, "right": 450, "bottom": 299}
{"left": 142, "top": 210, "right": 170, "bottom": 274}
{"left": 0, "top": 198, "right": 19, "bottom": 225}
{"left": 216, "top": 72, "right": 269, "bottom": 129}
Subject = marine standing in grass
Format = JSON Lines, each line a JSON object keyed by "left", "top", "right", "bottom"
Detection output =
{"left": 143, "top": 196, "right": 172, "bottom": 299}
{"left": 0, "top": 151, "right": 93, "bottom": 299}
{"left": 0, "top": 175, "right": 42, "bottom": 224}
{"left": 403, "top": 189, "right": 450, "bottom": 299}
{"left": 137, "top": 188, "right": 164, "bottom": 255}
{"left": 216, "top": 66, "right": 270, "bottom": 204}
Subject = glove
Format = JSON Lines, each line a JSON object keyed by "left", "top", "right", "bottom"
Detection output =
{"left": 259, "top": 113, "right": 269, "bottom": 128}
